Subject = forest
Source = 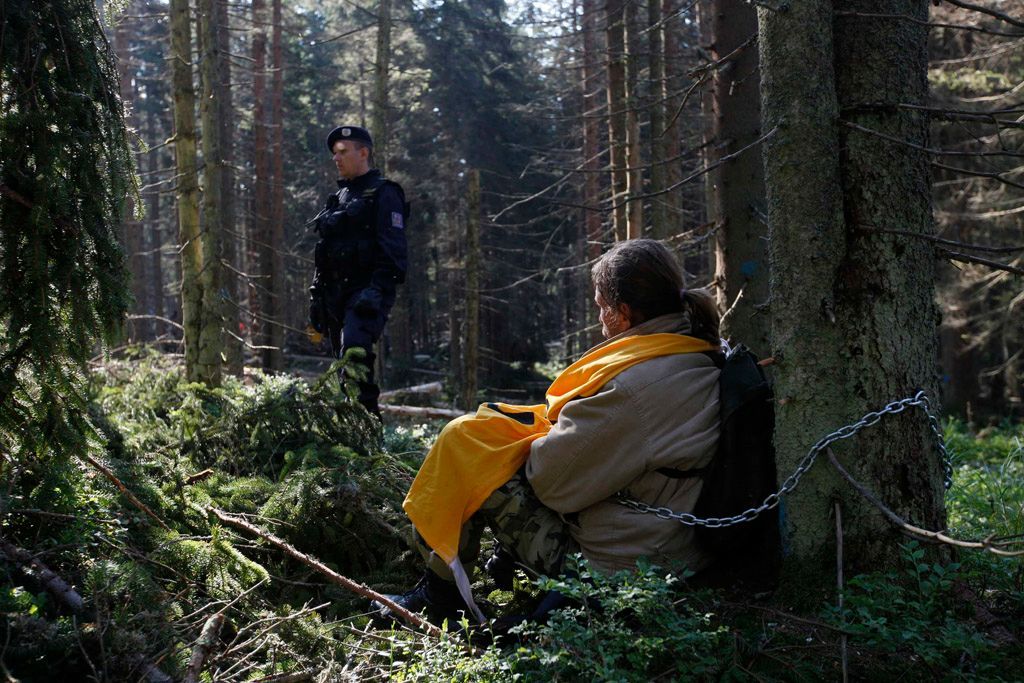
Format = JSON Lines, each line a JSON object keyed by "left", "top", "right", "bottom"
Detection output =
{"left": 1, "top": 0, "right": 1023, "bottom": 680}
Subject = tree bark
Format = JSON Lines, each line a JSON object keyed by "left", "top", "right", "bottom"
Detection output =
{"left": 373, "top": 0, "right": 392, "bottom": 175}
{"left": 623, "top": 0, "right": 644, "bottom": 238}
{"left": 145, "top": 105, "right": 165, "bottom": 340}
{"left": 705, "top": 0, "right": 769, "bottom": 353}
{"left": 267, "top": 0, "right": 286, "bottom": 370}
{"left": 831, "top": 0, "right": 945, "bottom": 566}
{"left": 646, "top": 0, "right": 668, "bottom": 239}
{"left": 114, "top": 9, "right": 147, "bottom": 342}
{"left": 170, "top": 0, "right": 203, "bottom": 381}
{"left": 760, "top": 0, "right": 945, "bottom": 576}
{"left": 462, "top": 170, "right": 481, "bottom": 410}
{"left": 605, "top": 0, "right": 629, "bottom": 241}
{"left": 660, "top": 0, "right": 685, "bottom": 227}
{"left": 252, "top": 0, "right": 272, "bottom": 367}
{"left": 198, "top": 0, "right": 226, "bottom": 386}
{"left": 218, "top": 0, "right": 243, "bottom": 375}
{"left": 582, "top": 0, "right": 604, "bottom": 346}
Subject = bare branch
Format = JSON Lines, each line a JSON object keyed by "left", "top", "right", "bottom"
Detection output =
{"left": 932, "top": 160, "right": 1024, "bottom": 192}
{"left": 79, "top": 454, "right": 171, "bottom": 530}
{"left": 841, "top": 119, "right": 1024, "bottom": 158}
{"left": 943, "top": 0, "right": 1024, "bottom": 29}
{"left": 209, "top": 508, "right": 445, "bottom": 637}
{"left": 856, "top": 225, "right": 1024, "bottom": 254}
{"left": 828, "top": 450, "right": 1024, "bottom": 556}
{"left": 938, "top": 248, "right": 1024, "bottom": 276}
{"left": 836, "top": 10, "right": 1024, "bottom": 37}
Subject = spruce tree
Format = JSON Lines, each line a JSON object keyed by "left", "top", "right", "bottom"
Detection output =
{"left": 0, "top": 0, "right": 134, "bottom": 458}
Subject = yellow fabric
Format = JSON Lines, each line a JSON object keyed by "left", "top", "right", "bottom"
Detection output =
{"left": 403, "top": 333, "right": 717, "bottom": 564}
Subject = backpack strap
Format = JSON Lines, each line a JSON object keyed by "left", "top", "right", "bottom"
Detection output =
{"left": 654, "top": 349, "right": 724, "bottom": 480}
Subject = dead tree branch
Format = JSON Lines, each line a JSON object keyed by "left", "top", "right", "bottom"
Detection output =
{"left": 381, "top": 404, "right": 466, "bottom": 420}
{"left": 856, "top": 225, "right": 1024, "bottom": 254}
{"left": 208, "top": 508, "right": 443, "bottom": 637}
{"left": 827, "top": 450, "right": 1024, "bottom": 556}
{"left": 79, "top": 454, "right": 171, "bottom": 530}
{"left": 938, "top": 248, "right": 1024, "bottom": 276}
{"left": 0, "top": 536, "right": 84, "bottom": 612}
{"left": 183, "top": 613, "right": 225, "bottom": 683}
{"left": 943, "top": 0, "right": 1024, "bottom": 29}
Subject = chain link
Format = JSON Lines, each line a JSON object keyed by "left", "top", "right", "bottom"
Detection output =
{"left": 616, "top": 391, "right": 954, "bottom": 527}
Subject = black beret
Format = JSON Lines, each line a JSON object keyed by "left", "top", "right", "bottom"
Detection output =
{"left": 326, "top": 125, "right": 373, "bottom": 151}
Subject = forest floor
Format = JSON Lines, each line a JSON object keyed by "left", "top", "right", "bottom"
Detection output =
{"left": 1, "top": 350, "right": 1022, "bottom": 681}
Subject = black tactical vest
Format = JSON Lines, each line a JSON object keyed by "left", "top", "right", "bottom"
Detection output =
{"left": 313, "top": 174, "right": 387, "bottom": 287}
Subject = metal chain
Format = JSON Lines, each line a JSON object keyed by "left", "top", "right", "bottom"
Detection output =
{"left": 616, "top": 390, "right": 954, "bottom": 528}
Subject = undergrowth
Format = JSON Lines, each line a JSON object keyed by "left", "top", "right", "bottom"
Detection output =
{"left": 1, "top": 354, "right": 1021, "bottom": 681}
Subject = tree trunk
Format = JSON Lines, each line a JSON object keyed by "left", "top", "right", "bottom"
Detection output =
{"left": 462, "top": 170, "right": 481, "bottom": 410}
{"left": 252, "top": 0, "right": 272, "bottom": 367}
{"left": 623, "top": 0, "right": 644, "bottom": 238}
{"left": 145, "top": 102, "right": 166, "bottom": 341}
{"left": 267, "top": 0, "right": 286, "bottom": 370}
{"left": 169, "top": 0, "right": 203, "bottom": 382}
{"left": 605, "top": 0, "right": 628, "bottom": 241}
{"left": 114, "top": 10, "right": 147, "bottom": 341}
{"left": 197, "top": 0, "right": 225, "bottom": 387}
{"left": 660, "top": 0, "right": 685, "bottom": 227}
{"left": 218, "top": 0, "right": 243, "bottom": 374}
{"left": 760, "top": 0, "right": 945, "bottom": 577}
{"left": 830, "top": 0, "right": 945, "bottom": 565}
{"left": 373, "top": 0, "right": 392, "bottom": 175}
{"left": 704, "top": 0, "right": 768, "bottom": 353}
{"left": 445, "top": 151, "right": 463, "bottom": 393}
{"left": 582, "top": 0, "right": 603, "bottom": 346}
{"left": 646, "top": 0, "right": 668, "bottom": 239}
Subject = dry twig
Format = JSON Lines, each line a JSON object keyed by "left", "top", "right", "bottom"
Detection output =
{"left": 209, "top": 508, "right": 443, "bottom": 636}
{"left": 827, "top": 450, "right": 1024, "bottom": 557}
{"left": 78, "top": 453, "right": 170, "bottom": 530}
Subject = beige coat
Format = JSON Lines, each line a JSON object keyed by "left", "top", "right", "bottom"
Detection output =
{"left": 525, "top": 313, "right": 720, "bottom": 574}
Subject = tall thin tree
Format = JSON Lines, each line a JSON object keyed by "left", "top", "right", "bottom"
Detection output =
{"left": 703, "top": 0, "right": 768, "bottom": 353}
{"left": 170, "top": 0, "right": 204, "bottom": 382}
{"left": 605, "top": 0, "right": 629, "bottom": 241}
{"left": 267, "top": 0, "right": 286, "bottom": 370}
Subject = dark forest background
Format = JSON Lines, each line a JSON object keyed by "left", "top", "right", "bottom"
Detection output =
{"left": 105, "top": 0, "right": 1022, "bottom": 417}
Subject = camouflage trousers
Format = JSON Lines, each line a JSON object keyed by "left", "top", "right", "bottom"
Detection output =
{"left": 414, "top": 469, "right": 578, "bottom": 581}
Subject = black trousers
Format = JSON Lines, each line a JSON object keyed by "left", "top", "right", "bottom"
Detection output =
{"left": 326, "top": 296, "right": 389, "bottom": 417}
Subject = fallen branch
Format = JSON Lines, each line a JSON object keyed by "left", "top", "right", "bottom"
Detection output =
{"left": 827, "top": 450, "right": 1024, "bottom": 557}
{"left": 381, "top": 404, "right": 467, "bottom": 420}
{"left": 0, "top": 536, "right": 84, "bottom": 612}
{"left": 380, "top": 382, "right": 443, "bottom": 401}
{"left": 209, "top": 508, "right": 443, "bottom": 637}
{"left": 185, "top": 469, "right": 215, "bottom": 486}
{"left": 183, "top": 613, "right": 226, "bottom": 683}
{"left": 79, "top": 453, "right": 170, "bottom": 530}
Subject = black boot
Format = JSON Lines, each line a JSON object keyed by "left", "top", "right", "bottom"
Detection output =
{"left": 371, "top": 572, "right": 470, "bottom": 627}
{"left": 483, "top": 545, "right": 516, "bottom": 591}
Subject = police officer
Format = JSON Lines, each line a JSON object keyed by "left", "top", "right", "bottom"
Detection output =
{"left": 308, "top": 125, "right": 408, "bottom": 418}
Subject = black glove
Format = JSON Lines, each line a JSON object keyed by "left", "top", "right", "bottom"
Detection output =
{"left": 309, "top": 286, "right": 326, "bottom": 333}
{"left": 352, "top": 287, "right": 383, "bottom": 317}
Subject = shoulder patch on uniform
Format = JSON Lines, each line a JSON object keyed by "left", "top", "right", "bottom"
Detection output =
{"left": 391, "top": 211, "right": 405, "bottom": 229}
